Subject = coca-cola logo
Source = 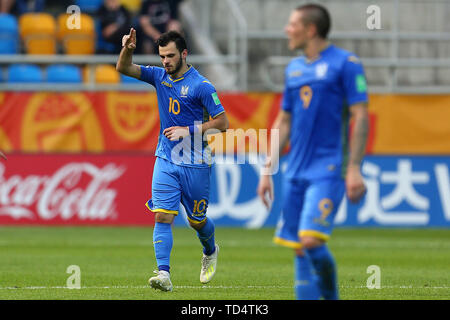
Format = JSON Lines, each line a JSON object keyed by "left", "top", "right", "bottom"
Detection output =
{"left": 0, "top": 162, "right": 125, "bottom": 220}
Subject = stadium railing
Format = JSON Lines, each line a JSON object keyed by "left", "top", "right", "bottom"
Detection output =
{"left": 1, "top": 0, "right": 449, "bottom": 93}
{"left": 225, "top": 0, "right": 450, "bottom": 94}
{"left": 0, "top": 53, "right": 243, "bottom": 91}
{"left": 0, "top": 0, "right": 248, "bottom": 92}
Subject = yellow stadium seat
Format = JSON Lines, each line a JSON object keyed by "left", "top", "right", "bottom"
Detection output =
{"left": 65, "top": 38, "right": 95, "bottom": 55}
{"left": 19, "top": 13, "right": 56, "bottom": 54}
{"left": 94, "top": 64, "right": 120, "bottom": 84}
{"left": 82, "top": 65, "right": 92, "bottom": 83}
{"left": 26, "top": 38, "right": 56, "bottom": 54}
{"left": 57, "top": 13, "right": 95, "bottom": 55}
{"left": 83, "top": 65, "right": 120, "bottom": 84}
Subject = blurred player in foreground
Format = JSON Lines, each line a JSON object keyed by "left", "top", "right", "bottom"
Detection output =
{"left": 257, "top": 3, "right": 369, "bottom": 300}
{"left": 116, "top": 28, "right": 229, "bottom": 292}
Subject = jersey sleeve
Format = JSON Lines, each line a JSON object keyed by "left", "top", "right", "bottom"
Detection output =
{"left": 341, "top": 55, "right": 369, "bottom": 106}
{"left": 198, "top": 81, "right": 225, "bottom": 118}
{"left": 139, "top": 65, "right": 162, "bottom": 86}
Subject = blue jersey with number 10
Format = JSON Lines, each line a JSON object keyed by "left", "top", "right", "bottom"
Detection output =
{"left": 282, "top": 44, "right": 369, "bottom": 181}
{"left": 140, "top": 64, "right": 225, "bottom": 168}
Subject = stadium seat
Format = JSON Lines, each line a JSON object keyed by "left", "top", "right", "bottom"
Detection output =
{"left": 7, "top": 64, "right": 43, "bottom": 83}
{"left": 82, "top": 65, "right": 91, "bottom": 83}
{"left": 46, "top": 64, "right": 82, "bottom": 83}
{"left": 94, "top": 64, "right": 120, "bottom": 84}
{"left": 75, "top": 0, "right": 103, "bottom": 14}
{"left": 19, "top": 13, "right": 56, "bottom": 54}
{"left": 83, "top": 64, "right": 120, "bottom": 84}
{"left": 57, "top": 13, "right": 95, "bottom": 55}
{"left": 0, "top": 14, "right": 19, "bottom": 54}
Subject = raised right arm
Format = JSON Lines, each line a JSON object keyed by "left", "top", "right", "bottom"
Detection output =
{"left": 116, "top": 28, "right": 141, "bottom": 79}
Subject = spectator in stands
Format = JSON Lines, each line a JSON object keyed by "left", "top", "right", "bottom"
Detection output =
{"left": 0, "top": 0, "right": 45, "bottom": 15}
{"left": 138, "top": 0, "right": 183, "bottom": 54}
{"left": 97, "top": 0, "right": 132, "bottom": 53}
{"left": 0, "top": 0, "right": 15, "bottom": 13}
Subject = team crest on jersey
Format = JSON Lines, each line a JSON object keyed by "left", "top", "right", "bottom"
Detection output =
{"left": 315, "top": 62, "right": 328, "bottom": 79}
{"left": 181, "top": 85, "right": 189, "bottom": 97}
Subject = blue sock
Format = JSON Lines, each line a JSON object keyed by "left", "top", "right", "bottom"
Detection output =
{"left": 153, "top": 222, "right": 173, "bottom": 273}
{"left": 294, "top": 253, "right": 321, "bottom": 300}
{"left": 307, "top": 245, "right": 339, "bottom": 300}
{"left": 196, "top": 218, "right": 216, "bottom": 255}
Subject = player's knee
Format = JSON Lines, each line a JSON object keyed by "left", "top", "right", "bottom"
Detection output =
{"left": 189, "top": 218, "right": 207, "bottom": 230}
{"left": 300, "top": 236, "right": 324, "bottom": 249}
{"left": 155, "top": 212, "right": 175, "bottom": 224}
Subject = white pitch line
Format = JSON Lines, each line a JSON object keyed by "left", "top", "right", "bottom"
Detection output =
{"left": 340, "top": 285, "right": 450, "bottom": 289}
{"left": 0, "top": 285, "right": 448, "bottom": 290}
{"left": 0, "top": 285, "right": 288, "bottom": 290}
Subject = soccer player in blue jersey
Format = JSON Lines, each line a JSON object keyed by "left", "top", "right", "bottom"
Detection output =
{"left": 257, "top": 4, "right": 369, "bottom": 300}
{"left": 116, "top": 28, "right": 229, "bottom": 291}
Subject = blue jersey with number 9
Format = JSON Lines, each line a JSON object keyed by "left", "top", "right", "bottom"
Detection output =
{"left": 281, "top": 44, "right": 368, "bottom": 180}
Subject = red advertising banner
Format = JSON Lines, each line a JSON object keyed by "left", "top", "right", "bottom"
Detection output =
{"left": 0, "top": 154, "right": 155, "bottom": 225}
{"left": 0, "top": 92, "right": 282, "bottom": 153}
{"left": 0, "top": 92, "right": 161, "bottom": 152}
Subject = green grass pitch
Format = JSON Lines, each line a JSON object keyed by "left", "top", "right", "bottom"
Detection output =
{"left": 0, "top": 226, "right": 448, "bottom": 300}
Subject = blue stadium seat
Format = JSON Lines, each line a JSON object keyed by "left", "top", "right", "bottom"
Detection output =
{"left": 0, "top": 14, "right": 19, "bottom": 54}
{"left": 47, "top": 64, "right": 82, "bottom": 83}
{"left": 7, "top": 64, "right": 43, "bottom": 83}
{"left": 121, "top": 74, "right": 142, "bottom": 84}
{"left": 75, "top": 0, "right": 103, "bottom": 14}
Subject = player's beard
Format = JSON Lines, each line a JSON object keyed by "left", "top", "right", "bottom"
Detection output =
{"left": 167, "top": 56, "right": 183, "bottom": 75}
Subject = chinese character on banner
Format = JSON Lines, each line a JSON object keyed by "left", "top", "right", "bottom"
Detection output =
{"left": 358, "top": 160, "right": 430, "bottom": 225}
{"left": 435, "top": 164, "right": 450, "bottom": 221}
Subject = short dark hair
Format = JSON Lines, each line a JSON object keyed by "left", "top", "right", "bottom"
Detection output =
{"left": 296, "top": 3, "right": 331, "bottom": 39}
{"left": 156, "top": 31, "right": 187, "bottom": 53}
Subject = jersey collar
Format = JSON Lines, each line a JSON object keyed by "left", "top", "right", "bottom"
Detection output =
{"left": 304, "top": 43, "right": 333, "bottom": 64}
{"left": 168, "top": 64, "right": 194, "bottom": 82}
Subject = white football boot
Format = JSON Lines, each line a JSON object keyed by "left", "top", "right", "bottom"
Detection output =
{"left": 200, "top": 244, "right": 219, "bottom": 284}
{"left": 148, "top": 270, "right": 173, "bottom": 292}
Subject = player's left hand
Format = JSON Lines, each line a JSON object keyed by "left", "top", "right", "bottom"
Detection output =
{"left": 346, "top": 164, "right": 366, "bottom": 203}
{"left": 0, "top": 150, "right": 6, "bottom": 160}
{"left": 163, "top": 126, "right": 190, "bottom": 141}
